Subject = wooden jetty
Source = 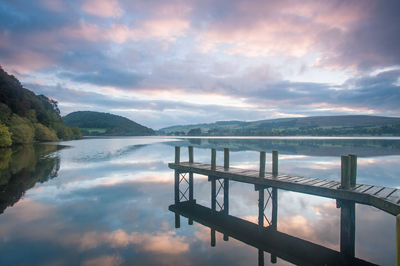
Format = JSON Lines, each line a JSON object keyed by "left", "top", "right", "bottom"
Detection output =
{"left": 169, "top": 147, "right": 400, "bottom": 216}
{"left": 169, "top": 146, "right": 400, "bottom": 265}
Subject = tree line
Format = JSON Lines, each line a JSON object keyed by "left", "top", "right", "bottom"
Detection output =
{"left": 0, "top": 66, "right": 81, "bottom": 147}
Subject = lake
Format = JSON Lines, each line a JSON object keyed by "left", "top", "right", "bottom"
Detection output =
{"left": 1, "top": 137, "right": 400, "bottom": 265}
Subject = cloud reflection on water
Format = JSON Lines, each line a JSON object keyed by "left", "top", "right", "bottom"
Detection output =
{"left": 0, "top": 137, "right": 398, "bottom": 265}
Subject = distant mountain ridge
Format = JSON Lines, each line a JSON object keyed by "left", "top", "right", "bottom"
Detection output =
{"left": 158, "top": 115, "right": 400, "bottom": 136}
{"left": 63, "top": 111, "right": 154, "bottom": 136}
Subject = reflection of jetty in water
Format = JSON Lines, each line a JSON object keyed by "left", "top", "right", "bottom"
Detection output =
{"left": 0, "top": 144, "right": 63, "bottom": 214}
{"left": 169, "top": 146, "right": 400, "bottom": 265}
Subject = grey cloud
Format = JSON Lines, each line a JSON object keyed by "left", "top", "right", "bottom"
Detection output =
{"left": 59, "top": 68, "right": 144, "bottom": 88}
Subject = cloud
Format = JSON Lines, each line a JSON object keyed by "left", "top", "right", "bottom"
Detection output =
{"left": 82, "top": 0, "right": 123, "bottom": 18}
{"left": 59, "top": 68, "right": 143, "bottom": 88}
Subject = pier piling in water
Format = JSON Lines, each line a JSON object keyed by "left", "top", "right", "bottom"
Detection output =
{"left": 171, "top": 146, "right": 398, "bottom": 265}
{"left": 224, "top": 148, "right": 229, "bottom": 169}
{"left": 211, "top": 148, "right": 216, "bottom": 171}
{"left": 259, "top": 151, "right": 266, "bottom": 178}
{"left": 272, "top": 150, "right": 278, "bottom": 176}
{"left": 349, "top": 154, "right": 357, "bottom": 188}
{"left": 341, "top": 155, "right": 351, "bottom": 189}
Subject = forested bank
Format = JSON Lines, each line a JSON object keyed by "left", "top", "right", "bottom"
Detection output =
{"left": 0, "top": 66, "right": 81, "bottom": 147}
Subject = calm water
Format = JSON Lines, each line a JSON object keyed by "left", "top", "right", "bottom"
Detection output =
{"left": 1, "top": 137, "right": 400, "bottom": 265}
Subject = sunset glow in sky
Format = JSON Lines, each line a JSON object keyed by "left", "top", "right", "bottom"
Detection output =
{"left": 0, "top": 0, "right": 399, "bottom": 128}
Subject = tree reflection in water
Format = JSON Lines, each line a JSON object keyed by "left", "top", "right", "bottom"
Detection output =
{"left": 0, "top": 144, "right": 63, "bottom": 214}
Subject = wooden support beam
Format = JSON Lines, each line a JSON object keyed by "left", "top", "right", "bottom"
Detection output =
{"left": 175, "top": 146, "right": 180, "bottom": 164}
{"left": 340, "top": 200, "right": 355, "bottom": 258}
{"left": 211, "top": 177, "right": 216, "bottom": 211}
{"left": 349, "top": 154, "right": 357, "bottom": 188}
{"left": 272, "top": 187, "right": 278, "bottom": 231}
{"left": 224, "top": 178, "right": 229, "bottom": 215}
{"left": 258, "top": 189, "right": 264, "bottom": 227}
{"left": 188, "top": 146, "right": 193, "bottom": 163}
{"left": 224, "top": 148, "right": 230, "bottom": 169}
{"left": 174, "top": 171, "right": 179, "bottom": 204}
{"left": 189, "top": 172, "right": 194, "bottom": 201}
{"left": 211, "top": 148, "right": 216, "bottom": 171}
{"left": 211, "top": 229, "right": 216, "bottom": 247}
{"left": 175, "top": 213, "right": 180, "bottom": 228}
{"left": 272, "top": 150, "right": 278, "bottom": 176}
{"left": 259, "top": 151, "right": 266, "bottom": 178}
{"left": 341, "top": 156, "right": 351, "bottom": 189}
{"left": 258, "top": 249, "right": 264, "bottom": 266}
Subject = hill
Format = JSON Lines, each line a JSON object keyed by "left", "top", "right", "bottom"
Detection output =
{"left": 0, "top": 66, "right": 81, "bottom": 146}
{"left": 63, "top": 111, "right": 155, "bottom": 136}
{"left": 158, "top": 115, "right": 400, "bottom": 136}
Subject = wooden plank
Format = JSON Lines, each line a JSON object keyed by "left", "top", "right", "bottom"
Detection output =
{"left": 304, "top": 179, "right": 327, "bottom": 186}
{"left": 228, "top": 168, "right": 249, "bottom": 174}
{"left": 387, "top": 190, "right": 400, "bottom": 204}
{"left": 310, "top": 179, "right": 329, "bottom": 187}
{"left": 288, "top": 176, "right": 308, "bottom": 183}
{"left": 353, "top": 184, "right": 373, "bottom": 193}
{"left": 276, "top": 175, "right": 294, "bottom": 181}
{"left": 376, "top": 187, "right": 397, "bottom": 199}
{"left": 328, "top": 182, "right": 341, "bottom": 189}
{"left": 241, "top": 170, "right": 259, "bottom": 176}
{"left": 282, "top": 176, "right": 301, "bottom": 182}
{"left": 315, "top": 180, "right": 335, "bottom": 187}
{"left": 320, "top": 180, "right": 339, "bottom": 188}
{"left": 296, "top": 177, "right": 318, "bottom": 184}
{"left": 364, "top": 186, "right": 385, "bottom": 195}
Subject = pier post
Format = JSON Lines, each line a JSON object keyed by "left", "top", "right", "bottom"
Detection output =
{"left": 272, "top": 150, "right": 278, "bottom": 176}
{"left": 188, "top": 146, "right": 194, "bottom": 202}
{"left": 211, "top": 177, "right": 216, "bottom": 211}
{"left": 224, "top": 178, "right": 229, "bottom": 215}
{"left": 340, "top": 200, "right": 355, "bottom": 258}
{"left": 174, "top": 146, "right": 181, "bottom": 228}
{"left": 224, "top": 148, "right": 229, "bottom": 169}
{"left": 271, "top": 187, "right": 278, "bottom": 263}
{"left": 211, "top": 148, "right": 216, "bottom": 171}
{"left": 188, "top": 146, "right": 194, "bottom": 225}
{"left": 175, "top": 146, "right": 180, "bottom": 164}
{"left": 188, "top": 146, "right": 193, "bottom": 163}
{"left": 223, "top": 148, "right": 230, "bottom": 241}
{"left": 223, "top": 176, "right": 229, "bottom": 241}
{"left": 211, "top": 229, "right": 216, "bottom": 247}
{"left": 258, "top": 249, "right": 264, "bottom": 266}
{"left": 258, "top": 189, "right": 264, "bottom": 227}
{"left": 259, "top": 151, "right": 266, "bottom": 178}
{"left": 341, "top": 156, "right": 351, "bottom": 189}
{"left": 272, "top": 187, "right": 278, "bottom": 230}
{"left": 397, "top": 214, "right": 400, "bottom": 266}
{"left": 349, "top": 154, "right": 357, "bottom": 188}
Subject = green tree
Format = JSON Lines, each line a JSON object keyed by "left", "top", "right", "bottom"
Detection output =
{"left": 8, "top": 114, "right": 34, "bottom": 144}
{"left": 34, "top": 123, "right": 58, "bottom": 141}
{"left": 0, "top": 124, "right": 12, "bottom": 147}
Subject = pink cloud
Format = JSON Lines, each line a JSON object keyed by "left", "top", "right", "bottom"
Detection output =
{"left": 82, "top": 255, "right": 123, "bottom": 266}
{"left": 195, "top": 0, "right": 370, "bottom": 59}
{"left": 82, "top": 0, "right": 123, "bottom": 18}
{"left": 2, "top": 50, "right": 54, "bottom": 74}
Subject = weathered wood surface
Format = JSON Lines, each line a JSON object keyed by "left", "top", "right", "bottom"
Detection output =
{"left": 169, "top": 201, "right": 376, "bottom": 266}
{"left": 169, "top": 162, "right": 400, "bottom": 215}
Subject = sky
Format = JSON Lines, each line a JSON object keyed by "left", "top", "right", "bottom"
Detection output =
{"left": 0, "top": 0, "right": 399, "bottom": 129}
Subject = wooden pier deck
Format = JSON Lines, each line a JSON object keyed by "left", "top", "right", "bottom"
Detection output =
{"left": 170, "top": 146, "right": 400, "bottom": 265}
{"left": 169, "top": 160, "right": 400, "bottom": 216}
